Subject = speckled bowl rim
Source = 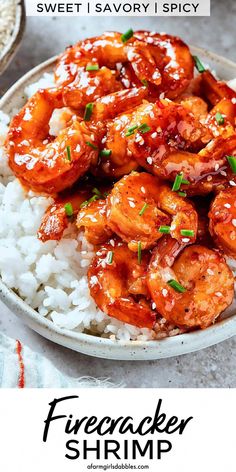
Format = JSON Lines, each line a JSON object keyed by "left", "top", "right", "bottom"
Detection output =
{"left": 1, "top": 45, "right": 236, "bottom": 361}
{"left": 0, "top": 0, "right": 26, "bottom": 75}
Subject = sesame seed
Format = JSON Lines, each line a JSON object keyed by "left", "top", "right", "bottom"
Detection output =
{"left": 147, "top": 157, "right": 153, "bottom": 165}
{"left": 207, "top": 269, "right": 214, "bottom": 275}
{"left": 129, "top": 201, "right": 135, "bottom": 208}
{"left": 152, "top": 302, "right": 156, "bottom": 310}
{"left": 182, "top": 238, "right": 190, "bottom": 243}
{"left": 232, "top": 98, "right": 236, "bottom": 104}
{"left": 151, "top": 132, "right": 157, "bottom": 139}
{"left": 141, "top": 186, "right": 146, "bottom": 194}
{"left": 162, "top": 289, "right": 168, "bottom": 297}
{"left": 230, "top": 180, "right": 236, "bottom": 186}
{"left": 215, "top": 292, "right": 223, "bottom": 297}
{"left": 232, "top": 219, "right": 236, "bottom": 227}
{"left": 215, "top": 164, "right": 220, "bottom": 171}
{"left": 224, "top": 203, "right": 231, "bottom": 208}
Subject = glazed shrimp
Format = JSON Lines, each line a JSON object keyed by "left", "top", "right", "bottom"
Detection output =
{"left": 107, "top": 172, "right": 198, "bottom": 251}
{"left": 38, "top": 188, "right": 91, "bottom": 242}
{"left": 6, "top": 88, "right": 98, "bottom": 193}
{"left": 88, "top": 240, "right": 156, "bottom": 328}
{"left": 209, "top": 187, "right": 236, "bottom": 257}
{"left": 201, "top": 69, "right": 236, "bottom": 106}
{"left": 147, "top": 236, "right": 234, "bottom": 329}
{"left": 77, "top": 198, "right": 113, "bottom": 245}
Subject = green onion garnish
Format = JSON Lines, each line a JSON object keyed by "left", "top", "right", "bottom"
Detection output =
{"left": 107, "top": 251, "right": 114, "bottom": 265}
{"left": 66, "top": 145, "right": 71, "bottom": 161}
{"left": 139, "top": 123, "right": 151, "bottom": 134}
{"left": 121, "top": 28, "right": 134, "bottom": 43}
{"left": 138, "top": 241, "right": 142, "bottom": 264}
{"left": 227, "top": 155, "right": 236, "bottom": 174}
{"left": 86, "top": 141, "right": 98, "bottom": 150}
{"left": 125, "top": 125, "right": 138, "bottom": 137}
{"left": 178, "top": 191, "right": 187, "bottom": 197}
{"left": 84, "top": 103, "right": 94, "bottom": 121}
{"left": 168, "top": 279, "right": 186, "bottom": 293}
{"left": 180, "top": 229, "right": 195, "bottom": 237}
{"left": 193, "top": 56, "right": 205, "bottom": 73}
{"left": 100, "top": 149, "right": 112, "bottom": 157}
{"left": 139, "top": 203, "right": 148, "bottom": 216}
{"left": 159, "top": 225, "right": 171, "bottom": 234}
{"left": 92, "top": 187, "right": 103, "bottom": 197}
{"left": 141, "top": 79, "right": 148, "bottom": 87}
{"left": 215, "top": 112, "right": 225, "bottom": 125}
{"left": 64, "top": 202, "right": 73, "bottom": 217}
{"left": 86, "top": 64, "right": 99, "bottom": 71}
{"left": 181, "top": 178, "right": 190, "bottom": 185}
{"left": 80, "top": 195, "right": 99, "bottom": 208}
{"left": 172, "top": 173, "right": 183, "bottom": 191}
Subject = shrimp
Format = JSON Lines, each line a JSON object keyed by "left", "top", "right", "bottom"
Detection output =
{"left": 38, "top": 188, "right": 91, "bottom": 242}
{"left": 209, "top": 187, "right": 236, "bottom": 257}
{"left": 107, "top": 172, "right": 198, "bottom": 251}
{"left": 6, "top": 88, "right": 98, "bottom": 193}
{"left": 88, "top": 240, "right": 156, "bottom": 328}
{"left": 201, "top": 70, "right": 236, "bottom": 106}
{"left": 77, "top": 198, "right": 113, "bottom": 245}
{"left": 55, "top": 31, "right": 193, "bottom": 103}
{"left": 147, "top": 236, "right": 234, "bottom": 329}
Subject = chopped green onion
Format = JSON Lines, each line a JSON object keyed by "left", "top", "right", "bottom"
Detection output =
{"left": 125, "top": 125, "right": 138, "bottom": 137}
{"left": 121, "top": 28, "right": 134, "bottom": 43}
{"left": 64, "top": 202, "right": 73, "bottom": 217}
{"left": 84, "top": 103, "right": 94, "bottom": 121}
{"left": 139, "top": 203, "right": 148, "bottom": 216}
{"left": 92, "top": 187, "right": 103, "bottom": 197}
{"left": 215, "top": 112, "right": 225, "bottom": 125}
{"left": 181, "top": 178, "right": 190, "bottom": 185}
{"left": 86, "top": 64, "right": 99, "bottom": 71}
{"left": 100, "top": 149, "right": 112, "bottom": 157}
{"left": 193, "top": 56, "right": 205, "bottom": 73}
{"left": 159, "top": 225, "right": 171, "bottom": 234}
{"left": 107, "top": 251, "right": 114, "bottom": 265}
{"left": 172, "top": 173, "right": 183, "bottom": 191}
{"left": 168, "top": 279, "right": 186, "bottom": 293}
{"left": 180, "top": 229, "right": 195, "bottom": 237}
{"left": 139, "top": 123, "right": 151, "bottom": 134}
{"left": 80, "top": 194, "right": 99, "bottom": 208}
{"left": 227, "top": 155, "right": 236, "bottom": 174}
{"left": 66, "top": 145, "right": 71, "bottom": 162}
{"left": 178, "top": 191, "right": 187, "bottom": 197}
{"left": 138, "top": 241, "right": 142, "bottom": 264}
{"left": 86, "top": 141, "right": 98, "bottom": 150}
{"left": 141, "top": 79, "right": 148, "bottom": 87}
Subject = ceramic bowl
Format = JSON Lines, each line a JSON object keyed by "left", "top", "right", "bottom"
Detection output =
{"left": 0, "top": 0, "right": 26, "bottom": 75}
{"left": 1, "top": 46, "right": 236, "bottom": 360}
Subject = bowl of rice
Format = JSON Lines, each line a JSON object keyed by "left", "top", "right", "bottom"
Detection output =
{"left": 0, "top": 0, "right": 25, "bottom": 75}
{"left": 1, "top": 45, "right": 236, "bottom": 360}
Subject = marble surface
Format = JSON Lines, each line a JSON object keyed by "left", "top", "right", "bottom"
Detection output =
{"left": 1, "top": 4, "right": 236, "bottom": 387}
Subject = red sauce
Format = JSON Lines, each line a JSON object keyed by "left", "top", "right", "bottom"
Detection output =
{"left": 16, "top": 340, "right": 25, "bottom": 388}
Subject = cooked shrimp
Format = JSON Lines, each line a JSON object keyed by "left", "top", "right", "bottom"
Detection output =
{"left": 209, "top": 187, "right": 236, "bottom": 257}
{"left": 6, "top": 88, "right": 98, "bottom": 193}
{"left": 38, "top": 188, "right": 91, "bottom": 242}
{"left": 55, "top": 31, "right": 193, "bottom": 99}
{"left": 77, "top": 198, "right": 113, "bottom": 245}
{"left": 88, "top": 240, "right": 156, "bottom": 328}
{"left": 107, "top": 172, "right": 198, "bottom": 251}
{"left": 201, "top": 70, "right": 236, "bottom": 106}
{"left": 147, "top": 236, "right": 234, "bottom": 329}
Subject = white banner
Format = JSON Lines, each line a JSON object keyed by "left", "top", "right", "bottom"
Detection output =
{"left": 25, "top": 0, "right": 211, "bottom": 17}
{"left": 0, "top": 388, "right": 234, "bottom": 471}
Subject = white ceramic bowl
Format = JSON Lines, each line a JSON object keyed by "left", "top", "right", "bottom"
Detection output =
{"left": 1, "top": 46, "right": 236, "bottom": 360}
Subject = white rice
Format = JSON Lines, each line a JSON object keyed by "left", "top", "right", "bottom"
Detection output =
{"left": 0, "top": 73, "right": 159, "bottom": 341}
{"left": 0, "top": 0, "right": 17, "bottom": 56}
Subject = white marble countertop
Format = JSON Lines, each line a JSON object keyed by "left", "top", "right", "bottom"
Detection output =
{"left": 1, "top": 4, "right": 236, "bottom": 387}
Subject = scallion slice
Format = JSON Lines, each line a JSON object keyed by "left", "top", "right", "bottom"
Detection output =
{"left": 172, "top": 173, "right": 183, "bottom": 191}
{"left": 227, "top": 155, "right": 236, "bottom": 174}
{"left": 193, "top": 56, "right": 205, "bottom": 73}
{"left": 178, "top": 191, "right": 187, "bottom": 197}
{"left": 100, "top": 149, "right": 112, "bottom": 157}
{"left": 138, "top": 241, "right": 142, "bottom": 264}
{"left": 86, "top": 64, "right": 99, "bottom": 71}
{"left": 84, "top": 103, "right": 94, "bottom": 121}
{"left": 125, "top": 125, "right": 138, "bottom": 137}
{"left": 121, "top": 28, "right": 134, "bottom": 43}
{"left": 92, "top": 187, "right": 103, "bottom": 197}
{"left": 139, "top": 203, "right": 148, "bottom": 216}
{"left": 139, "top": 123, "right": 151, "bottom": 134}
{"left": 64, "top": 202, "right": 73, "bottom": 217}
{"left": 180, "top": 229, "right": 195, "bottom": 237}
{"left": 66, "top": 145, "right": 71, "bottom": 162}
{"left": 215, "top": 112, "right": 225, "bottom": 125}
{"left": 168, "top": 279, "right": 186, "bottom": 293}
{"left": 107, "top": 251, "right": 114, "bottom": 265}
{"left": 159, "top": 226, "right": 171, "bottom": 234}
{"left": 86, "top": 141, "right": 98, "bottom": 150}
